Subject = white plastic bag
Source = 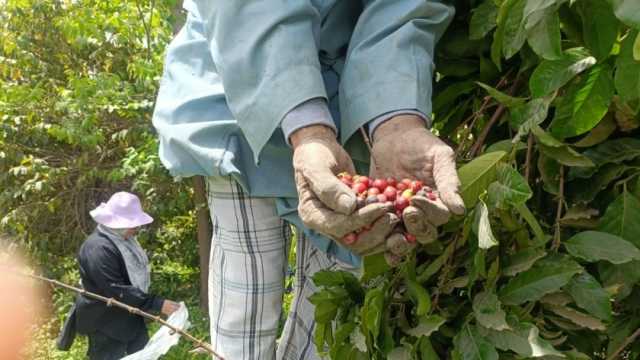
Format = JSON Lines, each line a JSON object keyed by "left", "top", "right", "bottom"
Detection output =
{"left": 121, "top": 302, "right": 191, "bottom": 360}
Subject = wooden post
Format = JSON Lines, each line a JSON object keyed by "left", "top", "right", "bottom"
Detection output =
{"left": 193, "top": 176, "right": 211, "bottom": 313}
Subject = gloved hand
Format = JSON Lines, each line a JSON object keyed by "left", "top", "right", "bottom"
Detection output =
{"left": 371, "top": 115, "right": 465, "bottom": 244}
{"left": 291, "top": 125, "right": 397, "bottom": 256}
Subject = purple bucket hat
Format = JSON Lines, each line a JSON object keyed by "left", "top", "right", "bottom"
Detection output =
{"left": 89, "top": 192, "right": 154, "bottom": 229}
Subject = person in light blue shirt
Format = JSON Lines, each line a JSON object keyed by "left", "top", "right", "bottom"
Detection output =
{"left": 152, "top": 1, "right": 464, "bottom": 358}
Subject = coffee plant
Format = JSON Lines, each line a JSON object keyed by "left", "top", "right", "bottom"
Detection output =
{"left": 310, "top": 0, "right": 640, "bottom": 359}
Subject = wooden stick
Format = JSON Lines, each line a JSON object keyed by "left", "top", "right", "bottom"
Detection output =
{"left": 606, "top": 327, "right": 640, "bottom": 360}
{"left": 524, "top": 133, "right": 534, "bottom": 182}
{"left": 6, "top": 269, "right": 224, "bottom": 359}
{"left": 468, "top": 76, "right": 521, "bottom": 157}
{"left": 552, "top": 165, "right": 565, "bottom": 251}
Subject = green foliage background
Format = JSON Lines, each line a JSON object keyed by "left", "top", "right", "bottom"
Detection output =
{"left": 1, "top": 0, "right": 640, "bottom": 359}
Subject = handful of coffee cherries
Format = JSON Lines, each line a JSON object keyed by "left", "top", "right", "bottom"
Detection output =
{"left": 337, "top": 172, "right": 440, "bottom": 246}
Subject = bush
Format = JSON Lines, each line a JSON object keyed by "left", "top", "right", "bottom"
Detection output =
{"left": 310, "top": 0, "right": 640, "bottom": 359}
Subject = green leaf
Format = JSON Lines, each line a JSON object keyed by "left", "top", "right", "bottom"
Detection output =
{"left": 459, "top": 151, "right": 508, "bottom": 208}
{"left": 349, "top": 326, "right": 367, "bottom": 353}
{"left": 598, "top": 191, "right": 640, "bottom": 249}
{"left": 545, "top": 303, "right": 607, "bottom": 330}
{"left": 634, "top": 32, "right": 640, "bottom": 60}
{"left": 434, "top": 81, "right": 476, "bottom": 114}
{"left": 470, "top": 1, "right": 499, "bottom": 40}
{"left": 387, "top": 347, "right": 411, "bottom": 360}
{"left": 564, "top": 231, "right": 640, "bottom": 264}
{"left": 568, "top": 163, "right": 629, "bottom": 204}
{"left": 502, "top": 247, "right": 547, "bottom": 276}
{"left": 607, "top": 0, "right": 640, "bottom": 29}
{"left": 564, "top": 273, "right": 613, "bottom": 322}
{"left": 515, "top": 203, "right": 548, "bottom": 244}
{"left": 499, "top": 254, "right": 583, "bottom": 305}
{"left": 488, "top": 164, "right": 532, "bottom": 209}
{"left": 419, "top": 337, "right": 440, "bottom": 360}
{"left": 501, "top": 0, "right": 528, "bottom": 59}
{"left": 527, "top": 9, "right": 563, "bottom": 60}
{"left": 511, "top": 96, "right": 554, "bottom": 143}
{"left": 523, "top": 0, "right": 559, "bottom": 23}
{"left": 313, "top": 270, "right": 364, "bottom": 300}
{"left": 532, "top": 126, "right": 595, "bottom": 167}
{"left": 573, "top": 114, "right": 617, "bottom": 148}
{"left": 485, "top": 140, "right": 528, "bottom": 154}
{"left": 361, "top": 253, "right": 391, "bottom": 282}
{"left": 578, "top": 0, "right": 619, "bottom": 60}
{"left": 599, "top": 260, "right": 640, "bottom": 300}
{"left": 476, "top": 82, "right": 527, "bottom": 107}
{"left": 404, "top": 315, "right": 446, "bottom": 337}
{"left": 406, "top": 279, "right": 431, "bottom": 316}
{"left": 550, "top": 65, "right": 615, "bottom": 139}
{"left": 453, "top": 324, "right": 499, "bottom": 360}
{"left": 362, "top": 286, "right": 385, "bottom": 339}
{"left": 569, "top": 138, "right": 640, "bottom": 179}
{"left": 607, "top": 318, "right": 640, "bottom": 358}
{"left": 529, "top": 48, "right": 597, "bottom": 97}
{"left": 473, "top": 291, "right": 510, "bottom": 331}
{"left": 615, "top": 30, "right": 640, "bottom": 102}
{"left": 473, "top": 199, "right": 499, "bottom": 249}
{"left": 478, "top": 318, "right": 564, "bottom": 357}
{"left": 538, "top": 153, "right": 561, "bottom": 194}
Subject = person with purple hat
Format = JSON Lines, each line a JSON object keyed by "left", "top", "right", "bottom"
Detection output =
{"left": 58, "top": 191, "right": 181, "bottom": 360}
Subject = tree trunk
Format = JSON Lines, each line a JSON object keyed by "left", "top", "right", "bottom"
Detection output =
{"left": 193, "top": 176, "right": 211, "bottom": 312}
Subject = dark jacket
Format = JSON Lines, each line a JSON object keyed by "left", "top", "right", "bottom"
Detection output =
{"left": 74, "top": 229, "right": 164, "bottom": 342}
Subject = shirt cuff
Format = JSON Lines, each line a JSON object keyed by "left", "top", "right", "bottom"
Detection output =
{"left": 281, "top": 98, "right": 337, "bottom": 146}
{"left": 368, "top": 109, "right": 431, "bottom": 138}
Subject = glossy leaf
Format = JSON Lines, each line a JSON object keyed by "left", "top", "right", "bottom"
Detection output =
{"left": 564, "top": 273, "right": 613, "bottom": 321}
{"left": 615, "top": 30, "right": 640, "bottom": 102}
{"left": 550, "top": 64, "right": 615, "bottom": 139}
{"left": 488, "top": 163, "right": 532, "bottom": 209}
{"left": 532, "top": 126, "right": 595, "bottom": 167}
{"left": 473, "top": 291, "right": 509, "bottom": 331}
{"left": 476, "top": 82, "right": 527, "bottom": 107}
{"left": 598, "top": 191, "right": 640, "bottom": 248}
{"left": 499, "top": 254, "right": 583, "bottom": 305}
{"left": 470, "top": 1, "right": 498, "bottom": 40}
{"left": 529, "top": 48, "right": 596, "bottom": 97}
{"left": 501, "top": 0, "right": 528, "bottom": 59}
{"left": 527, "top": 8, "right": 562, "bottom": 60}
{"left": 459, "top": 151, "right": 508, "bottom": 208}
{"left": 569, "top": 138, "right": 640, "bottom": 179}
{"left": 404, "top": 315, "right": 446, "bottom": 338}
{"left": 478, "top": 318, "right": 563, "bottom": 357}
{"left": 607, "top": 0, "right": 640, "bottom": 29}
{"left": 453, "top": 325, "right": 499, "bottom": 360}
{"left": 502, "top": 247, "right": 547, "bottom": 276}
{"left": 578, "top": 0, "right": 619, "bottom": 60}
{"left": 564, "top": 231, "right": 640, "bottom": 264}
{"left": 545, "top": 304, "right": 606, "bottom": 330}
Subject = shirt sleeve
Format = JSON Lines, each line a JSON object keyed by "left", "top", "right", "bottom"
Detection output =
{"left": 338, "top": 0, "right": 455, "bottom": 144}
{"left": 281, "top": 98, "right": 338, "bottom": 146}
{"left": 83, "top": 244, "right": 164, "bottom": 313}
{"left": 201, "top": 2, "right": 328, "bottom": 162}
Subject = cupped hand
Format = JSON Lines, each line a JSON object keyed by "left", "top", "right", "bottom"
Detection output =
{"left": 370, "top": 115, "right": 465, "bottom": 244}
{"left": 292, "top": 125, "right": 397, "bottom": 256}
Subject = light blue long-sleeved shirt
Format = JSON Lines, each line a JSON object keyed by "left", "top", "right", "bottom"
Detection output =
{"left": 152, "top": 0, "right": 454, "bottom": 266}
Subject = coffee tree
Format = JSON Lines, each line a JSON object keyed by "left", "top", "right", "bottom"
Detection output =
{"left": 311, "top": 0, "right": 640, "bottom": 359}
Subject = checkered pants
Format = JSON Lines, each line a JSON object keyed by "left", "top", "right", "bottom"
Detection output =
{"left": 206, "top": 177, "right": 356, "bottom": 360}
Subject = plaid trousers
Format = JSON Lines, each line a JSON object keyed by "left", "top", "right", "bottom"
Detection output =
{"left": 206, "top": 177, "right": 357, "bottom": 360}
